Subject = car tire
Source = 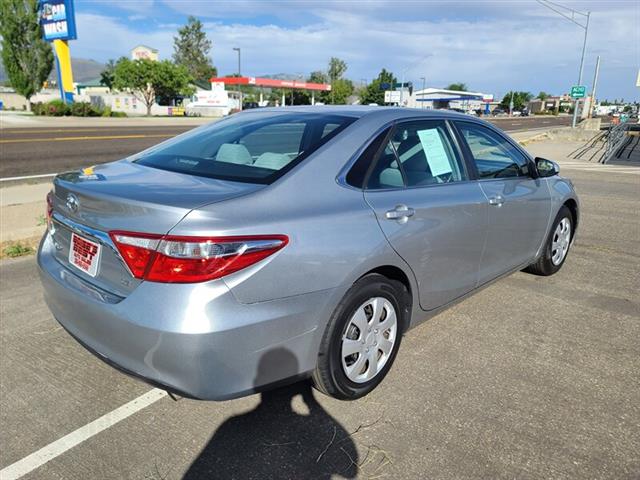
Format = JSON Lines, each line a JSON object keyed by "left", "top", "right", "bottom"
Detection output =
{"left": 525, "top": 205, "right": 573, "bottom": 276}
{"left": 311, "top": 274, "right": 409, "bottom": 400}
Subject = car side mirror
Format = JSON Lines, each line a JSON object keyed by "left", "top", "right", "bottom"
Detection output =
{"left": 535, "top": 157, "right": 560, "bottom": 178}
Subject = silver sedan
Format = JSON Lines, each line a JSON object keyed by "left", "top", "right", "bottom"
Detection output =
{"left": 38, "top": 107, "right": 579, "bottom": 400}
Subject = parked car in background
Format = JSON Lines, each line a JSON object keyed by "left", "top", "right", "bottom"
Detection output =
{"left": 491, "top": 107, "right": 507, "bottom": 116}
{"left": 243, "top": 101, "right": 260, "bottom": 110}
{"left": 38, "top": 107, "right": 579, "bottom": 401}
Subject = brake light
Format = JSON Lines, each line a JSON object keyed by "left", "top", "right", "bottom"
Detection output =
{"left": 109, "top": 232, "right": 288, "bottom": 283}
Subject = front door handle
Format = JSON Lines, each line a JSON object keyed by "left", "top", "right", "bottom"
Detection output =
{"left": 488, "top": 195, "right": 505, "bottom": 207}
{"left": 385, "top": 205, "right": 415, "bottom": 222}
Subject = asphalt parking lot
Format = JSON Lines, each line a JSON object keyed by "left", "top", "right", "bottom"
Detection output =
{"left": 1, "top": 141, "right": 638, "bottom": 479}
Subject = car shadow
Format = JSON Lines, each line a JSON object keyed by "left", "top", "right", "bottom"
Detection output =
{"left": 183, "top": 348, "right": 359, "bottom": 480}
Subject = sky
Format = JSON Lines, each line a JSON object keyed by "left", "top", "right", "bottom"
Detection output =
{"left": 70, "top": 0, "right": 639, "bottom": 101}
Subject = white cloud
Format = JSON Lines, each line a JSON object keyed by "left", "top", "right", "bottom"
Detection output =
{"left": 71, "top": 1, "right": 640, "bottom": 100}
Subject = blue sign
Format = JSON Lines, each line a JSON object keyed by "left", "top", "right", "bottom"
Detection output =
{"left": 39, "top": 0, "right": 77, "bottom": 41}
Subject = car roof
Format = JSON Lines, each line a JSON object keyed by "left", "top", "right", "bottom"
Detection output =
{"left": 248, "top": 105, "right": 475, "bottom": 122}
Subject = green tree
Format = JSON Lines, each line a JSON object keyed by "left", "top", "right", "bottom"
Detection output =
{"left": 328, "top": 57, "right": 347, "bottom": 81}
{"left": 446, "top": 82, "right": 467, "bottom": 91}
{"left": 0, "top": 0, "right": 53, "bottom": 106}
{"left": 327, "top": 57, "right": 349, "bottom": 104}
{"left": 500, "top": 91, "right": 533, "bottom": 111}
{"left": 99, "top": 58, "right": 127, "bottom": 92}
{"left": 112, "top": 58, "right": 194, "bottom": 116}
{"left": 330, "top": 78, "right": 354, "bottom": 104}
{"left": 360, "top": 68, "right": 397, "bottom": 105}
{"left": 537, "top": 91, "right": 550, "bottom": 101}
{"left": 173, "top": 16, "right": 217, "bottom": 84}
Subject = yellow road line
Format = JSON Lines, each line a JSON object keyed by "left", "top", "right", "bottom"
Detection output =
{"left": 0, "top": 134, "right": 173, "bottom": 144}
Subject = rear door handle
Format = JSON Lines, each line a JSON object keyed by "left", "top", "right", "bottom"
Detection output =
{"left": 488, "top": 195, "right": 505, "bottom": 207}
{"left": 385, "top": 205, "right": 415, "bottom": 222}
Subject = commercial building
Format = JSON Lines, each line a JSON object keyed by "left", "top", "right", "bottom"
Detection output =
{"left": 130, "top": 45, "right": 159, "bottom": 61}
{"left": 405, "top": 87, "right": 494, "bottom": 113}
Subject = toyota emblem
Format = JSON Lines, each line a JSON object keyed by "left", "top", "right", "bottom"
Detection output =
{"left": 66, "top": 193, "right": 79, "bottom": 213}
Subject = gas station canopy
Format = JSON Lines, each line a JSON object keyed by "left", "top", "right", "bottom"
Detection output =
{"left": 209, "top": 77, "right": 331, "bottom": 91}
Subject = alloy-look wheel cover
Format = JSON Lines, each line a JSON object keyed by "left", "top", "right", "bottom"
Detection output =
{"left": 341, "top": 297, "right": 398, "bottom": 384}
{"left": 551, "top": 217, "right": 571, "bottom": 266}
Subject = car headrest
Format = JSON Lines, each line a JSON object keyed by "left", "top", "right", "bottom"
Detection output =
{"left": 216, "top": 143, "right": 253, "bottom": 165}
{"left": 253, "top": 152, "right": 291, "bottom": 170}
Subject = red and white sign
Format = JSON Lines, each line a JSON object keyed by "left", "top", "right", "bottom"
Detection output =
{"left": 209, "top": 76, "right": 332, "bottom": 91}
{"left": 69, "top": 233, "right": 101, "bottom": 277}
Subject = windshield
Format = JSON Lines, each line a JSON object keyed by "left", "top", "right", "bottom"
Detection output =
{"left": 131, "top": 111, "right": 357, "bottom": 184}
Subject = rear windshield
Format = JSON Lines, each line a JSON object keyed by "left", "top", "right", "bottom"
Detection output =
{"left": 131, "top": 112, "right": 357, "bottom": 184}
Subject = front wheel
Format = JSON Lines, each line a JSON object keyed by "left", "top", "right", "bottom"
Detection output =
{"left": 312, "top": 274, "right": 409, "bottom": 400}
{"left": 525, "top": 205, "right": 573, "bottom": 276}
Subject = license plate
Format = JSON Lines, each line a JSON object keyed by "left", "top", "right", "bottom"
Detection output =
{"left": 69, "top": 233, "right": 101, "bottom": 277}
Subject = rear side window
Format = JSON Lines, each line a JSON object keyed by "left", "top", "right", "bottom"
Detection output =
{"left": 367, "top": 120, "right": 467, "bottom": 189}
{"left": 456, "top": 122, "right": 530, "bottom": 178}
{"left": 132, "top": 112, "right": 356, "bottom": 184}
{"left": 345, "top": 127, "right": 391, "bottom": 188}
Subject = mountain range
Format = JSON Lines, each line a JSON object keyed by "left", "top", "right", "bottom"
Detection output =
{"left": 0, "top": 56, "right": 106, "bottom": 84}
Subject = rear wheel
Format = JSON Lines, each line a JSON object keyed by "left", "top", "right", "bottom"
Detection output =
{"left": 525, "top": 205, "right": 573, "bottom": 276}
{"left": 312, "top": 274, "right": 408, "bottom": 400}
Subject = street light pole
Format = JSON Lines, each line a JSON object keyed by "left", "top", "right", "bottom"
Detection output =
{"left": 589, "top": 55, "right": 601, "bottom": 119}
{"left": 233, "top": 47, "right": 242, "bottom": 111}
{"left": 572, "top": 11, "right": 590, "bottom": 127}
{"left": 537, "top": 1, "right": 590, "bottom": 128}
{"left": 420, "top": 77, "right": 426, "bottom": 109}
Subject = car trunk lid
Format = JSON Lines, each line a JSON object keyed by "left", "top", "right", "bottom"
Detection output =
{"left": 49, "top": 160, "right": 263, "bottom": 297}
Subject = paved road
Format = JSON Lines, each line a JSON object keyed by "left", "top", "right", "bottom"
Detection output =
{"left": 0, "top": 126, "right": 194, "bottom": 179}
{"left": 0, "top": 116, "right": 572, "bottom": 179}
{"left": 1, "top": 145, "right": 638, "bottom": 479}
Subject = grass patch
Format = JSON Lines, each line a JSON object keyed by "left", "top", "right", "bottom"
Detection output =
{"left": 3, "top": 243, "right": 34, "bottom": 258}
{"left": 0, "top": 236, "right": 41, "bottom": 260}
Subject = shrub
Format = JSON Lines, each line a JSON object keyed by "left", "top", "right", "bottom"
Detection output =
{"left": 110, "top": 110, "right": 127, "bottom": 117}
{"left": 70, "top": 102, "right": 101, "bottom": 117}
{"left": 30, "top": 102, "right": 44, "bottom": 115}
{"left": 101, "top": 106, "right": 112, "bottom": 117}
{"left": 46, "top": 99, "right": 70, "bottom": 116}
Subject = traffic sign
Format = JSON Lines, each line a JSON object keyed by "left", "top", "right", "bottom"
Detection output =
{"left": 570, "top": 85, "right": 586, "bottom": 98}
{"left": 384, "top": 90, "right": 402, "bottom": 103}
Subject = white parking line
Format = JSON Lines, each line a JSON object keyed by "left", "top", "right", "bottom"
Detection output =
{"left": 0, "top": 388, "right": 167, "bottom": 480}
{"left": 0, "top": 173, "right": 57, "bottom": 183}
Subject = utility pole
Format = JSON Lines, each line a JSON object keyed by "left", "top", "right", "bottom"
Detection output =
{"left": 589, "top": 55, "right": 600, "bottom": 119}
{"left": 233, "top": 47, "right": 242, "bottom": 111}
{"left": 420, "top": 77, "right": 426, "bottom": 109}
{"left": 509, "top": 91, "right": 514, "bottom": 116}
{"left": 537, "top": 1, "right": 590, "bottom": 128}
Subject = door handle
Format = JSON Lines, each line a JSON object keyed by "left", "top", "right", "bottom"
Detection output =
{"left": 488, "top": 195, "right": 505, "bottom": 207}
{"left": 385, "top": 205, "right": 415, "bottom": 222}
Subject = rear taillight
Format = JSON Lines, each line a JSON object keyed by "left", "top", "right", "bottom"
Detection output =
{"left": 109, "top": 232, "right": 288, "bottom": 283}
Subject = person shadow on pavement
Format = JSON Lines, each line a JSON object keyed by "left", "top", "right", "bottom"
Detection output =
{"left": 183, "top": 348, "right": 358, "bottom": 480}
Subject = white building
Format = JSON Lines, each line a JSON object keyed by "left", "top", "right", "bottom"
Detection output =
{"left": 130, "top": 45, "right": 159, "bottom": 61}
{"left": 405, "top": 88, "right": 493, "bottom": 114}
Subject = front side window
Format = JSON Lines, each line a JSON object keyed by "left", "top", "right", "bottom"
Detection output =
{"left": 367, "top": 120, "right": 466, "bottom": 189}
{"left": 131, "top": 112, "right": 356, "bottom": 184}
{"left": 456, "top": 122, "right": 530, "bottom": 179}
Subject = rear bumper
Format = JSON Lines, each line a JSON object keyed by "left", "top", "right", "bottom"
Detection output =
{"left": 37, "top": 233, "right": 339, "bottom": 400}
